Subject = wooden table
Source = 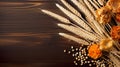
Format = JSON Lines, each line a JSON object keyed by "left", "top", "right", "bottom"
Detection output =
{"left": 0, "top": 1, "right": 77, "bottom": 67}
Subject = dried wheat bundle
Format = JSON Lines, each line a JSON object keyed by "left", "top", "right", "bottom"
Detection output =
{"left": 41, "top": 0, "right": 120, "bottom": 67}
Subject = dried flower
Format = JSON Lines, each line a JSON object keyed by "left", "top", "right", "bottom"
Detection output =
{"left": 88, "top": 44, "right": 102, "bottom": 59}
{"left": 96, "top": 6, "right": 112, "bottom": 24}
{"left": 110, "top": 26, "right": 120, "bottom": 40}
{"left": 116, "top": 13, "right": 120, "bottom": 23}
{"left": 99, "top": 38, "right": 113, "bottom": 50}
{"left": 106, "top": 0, "right": 120, "bottom": 13}
{"left": 96, "top": 0, "right": 120, "bottom": 24}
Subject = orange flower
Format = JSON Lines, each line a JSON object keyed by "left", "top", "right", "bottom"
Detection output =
{"left": 116, "top": 13, "right": 120, "bottom": 23}
{"left": 88, "top": 44, "right": 102, "bottom": 59}
{"left": 110, "top": 26, "right": 120, "bottom": 40}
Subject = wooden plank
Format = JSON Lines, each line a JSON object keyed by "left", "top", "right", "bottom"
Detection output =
{"left": 0, "top": 1, "right": 76, "bottom": 67}
{"left": 0, "top": 0, "right": 57, "bottom": 2}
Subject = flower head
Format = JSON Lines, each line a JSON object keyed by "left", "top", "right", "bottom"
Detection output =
{"left": 110, "top": 26, "right": 120, "bottom": 40}
{"left": 88, "top": 44, "right": 102, "bottom": 59}
{"left": 99, "top": 38, "right": 113, "bottom": 50}
{"left": 116, "top": 13, "right": 120, "bottom": 23}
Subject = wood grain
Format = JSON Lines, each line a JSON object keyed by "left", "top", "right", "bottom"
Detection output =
{"left": 0, "top": 1, "right": 77, "bottom": 67}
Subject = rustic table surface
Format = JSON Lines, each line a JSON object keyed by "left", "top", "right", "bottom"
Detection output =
{"left": 0, "top": 0, "right": 79, "bottom": 67}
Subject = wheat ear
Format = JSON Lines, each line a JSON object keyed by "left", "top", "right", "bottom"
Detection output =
{"left": 59, "top": 33, "right": 89, "bottom": 45}
{"left": 83, "top": 0, "right": 96, "bottom": 17}
{"left": 60, "top": 0, "right": 82, "bottom": 18}
{"left": 56, "top": 3, "right": 92, "bottom": 32}
{"left": 71, "top": 0, "right": 105, "bottom": 37}
{"left": 97, "top": 0, "right": 105, "bottom": 6}
{"left": 58, "top": 23, "right": 99, "bottom": 42}
{"left": 89, "top": 0, "right": 100, "bottom": 9}
{"left": 41, "top": 9, "right": 70, "bottom": 24}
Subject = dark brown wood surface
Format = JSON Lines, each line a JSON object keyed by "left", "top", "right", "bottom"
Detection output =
{"left": 0, "top": 1, "right": 78, "bottom": 67}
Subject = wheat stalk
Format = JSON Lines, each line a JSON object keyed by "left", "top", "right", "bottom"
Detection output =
{"left": 90, "top": 0, "right": 100, "bottom": 9}
{"left": 83, "top": 0, "right": 96, "bottom": 17}
{"left": 109, "top": 52, "right": 120, "bottom": 67}
{"left": 71, "top": 0, "right": 104, "bottom": 36}
{"left": 41, "top": 9, "right": 70, "bottom": 24}
{"left": 71, "top": 0, "right": 93, "bottom": 19}
{"left": 58, "top": 23, "right": 99, "bottom": 42}
{"left": 92, "top": 0, "right": 101, "bottom": 7}
{"left": 60, "top": 0, "right": 82, "bottom": 18}
{"left": 97, "top": 0, "right": 105, "bottom": 6}
{"left": 78, "top": 0, "right": 85, "bottom": 5}
{"left": 56, "top": 3, "right": 92, "bottom": 32}
{"left": 59, "top": 33, "right": 89, "bottom": 45}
